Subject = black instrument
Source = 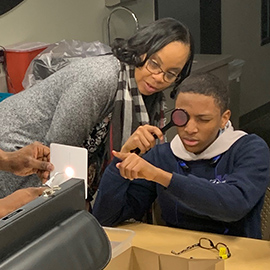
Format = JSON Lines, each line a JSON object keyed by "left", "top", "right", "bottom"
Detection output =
{"left": 131, "top": 108, "right": 190, "bottom": 154}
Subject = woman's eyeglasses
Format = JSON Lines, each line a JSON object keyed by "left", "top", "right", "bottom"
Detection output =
{"left": 146, "top": 58, "right": 181, "bottom": 83}
{"left": 171, "top": 237, "right": 231, "bottom": 260}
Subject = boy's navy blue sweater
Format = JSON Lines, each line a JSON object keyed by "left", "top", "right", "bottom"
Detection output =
{"left": 93, "top": 134, "right": 270, "bottom": 239}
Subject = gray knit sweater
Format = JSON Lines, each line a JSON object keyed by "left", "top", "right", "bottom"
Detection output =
{"left": 0, "top": 54, "right": 120, "bottom": 197}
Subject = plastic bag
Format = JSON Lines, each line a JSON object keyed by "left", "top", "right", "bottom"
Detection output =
{"left": 22, "top": 39, "right": 112, "bottom": 89}
{"left": 228, "top": 59, "right": 245, "bottom": 82}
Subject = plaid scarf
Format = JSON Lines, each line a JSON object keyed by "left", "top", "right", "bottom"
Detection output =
{"left": 111, "top": 62, "right": 166, "bottom": 152}
{"left": 83, "top": 62, "right": 166, "bottom": 201}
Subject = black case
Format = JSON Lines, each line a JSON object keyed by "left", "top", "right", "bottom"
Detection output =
{"left": 0, "top": 178, "right": 111, "bottom": 269}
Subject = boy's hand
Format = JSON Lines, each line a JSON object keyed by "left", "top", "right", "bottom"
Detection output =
{"left": 112, "top": 150, "right": 172, "bottom": 187}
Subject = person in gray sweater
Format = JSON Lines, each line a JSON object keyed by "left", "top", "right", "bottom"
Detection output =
{"left": 0, "top": 18, "right": 194, "bottom": 202}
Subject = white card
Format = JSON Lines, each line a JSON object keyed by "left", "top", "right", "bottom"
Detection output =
{"left": 47, "top": 143, "right": 88, "bottom": 199}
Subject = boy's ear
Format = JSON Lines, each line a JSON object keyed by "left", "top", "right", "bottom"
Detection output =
{"left": 221, "top": 110, "right": 231, "bottom": 129}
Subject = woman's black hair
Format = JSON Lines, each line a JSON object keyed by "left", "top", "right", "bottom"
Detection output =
{"left": 111, "top": 17, "right": 194, "bottom": 99}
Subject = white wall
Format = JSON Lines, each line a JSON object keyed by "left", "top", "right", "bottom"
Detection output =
{"left": 0, "top": 0, "right": 154, "bottom": 46}
{"left": 155, "top": 0, "right": 201, "bottom": 53}
{"left": 1, "top": 0, "right": 269, "bottom": 116}
{"left": 222, "top": 0, "right": 270, "bottom": 115}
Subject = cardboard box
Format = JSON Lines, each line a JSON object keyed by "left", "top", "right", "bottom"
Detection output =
{"left": 104, "top": 226, "right": 224, "bottom": 270}
{"left": 5, "top": 42, "right": 48, "bottom": 93}
{"left": 105, "top": 246, "right": 224, "bottom": 270}
{"left": 103, "top": 222, "right": 270, "bottom": 270}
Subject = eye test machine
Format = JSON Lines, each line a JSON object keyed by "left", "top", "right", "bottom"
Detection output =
{"left": 0, "top": 144, "right": 111, "bottom": 270}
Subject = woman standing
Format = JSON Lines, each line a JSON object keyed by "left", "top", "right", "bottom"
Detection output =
{"left": 0, "top": 18, "right": 193, "bottom": 202}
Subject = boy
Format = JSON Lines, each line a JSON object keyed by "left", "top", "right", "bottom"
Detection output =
{"left": 93, "top": 73, "right": 270, "bottom": 239}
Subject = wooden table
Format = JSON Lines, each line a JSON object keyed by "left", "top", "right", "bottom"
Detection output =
{"left": 105, "top": 222, "right": 270, "bottom": 270}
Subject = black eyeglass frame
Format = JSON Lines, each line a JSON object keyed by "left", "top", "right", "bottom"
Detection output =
{"left": 145, "top": 58, "right": 181, "bottom": 83}
{"left": 171, "top": 237, "right": 231, "bottom": 259}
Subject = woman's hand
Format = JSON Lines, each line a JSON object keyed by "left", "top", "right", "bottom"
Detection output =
{"left": 120, "top": 124, "right": 164, "bottom": 155}
{"left": 113, "top": 150, "right": 172, "bottom": 187}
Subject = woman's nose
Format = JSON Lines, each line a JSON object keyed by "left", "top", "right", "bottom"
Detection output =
{"left": 152, "top": 72, "right": 165, "bottom": 82}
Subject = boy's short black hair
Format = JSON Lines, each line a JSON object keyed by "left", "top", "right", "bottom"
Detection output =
{"left": 176, "top": 73, "right": 230, "bottom": 113}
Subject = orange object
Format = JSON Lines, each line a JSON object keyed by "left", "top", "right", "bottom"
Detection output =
{"left": 5, "top": 42, "right": 48, "bottom": 93}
